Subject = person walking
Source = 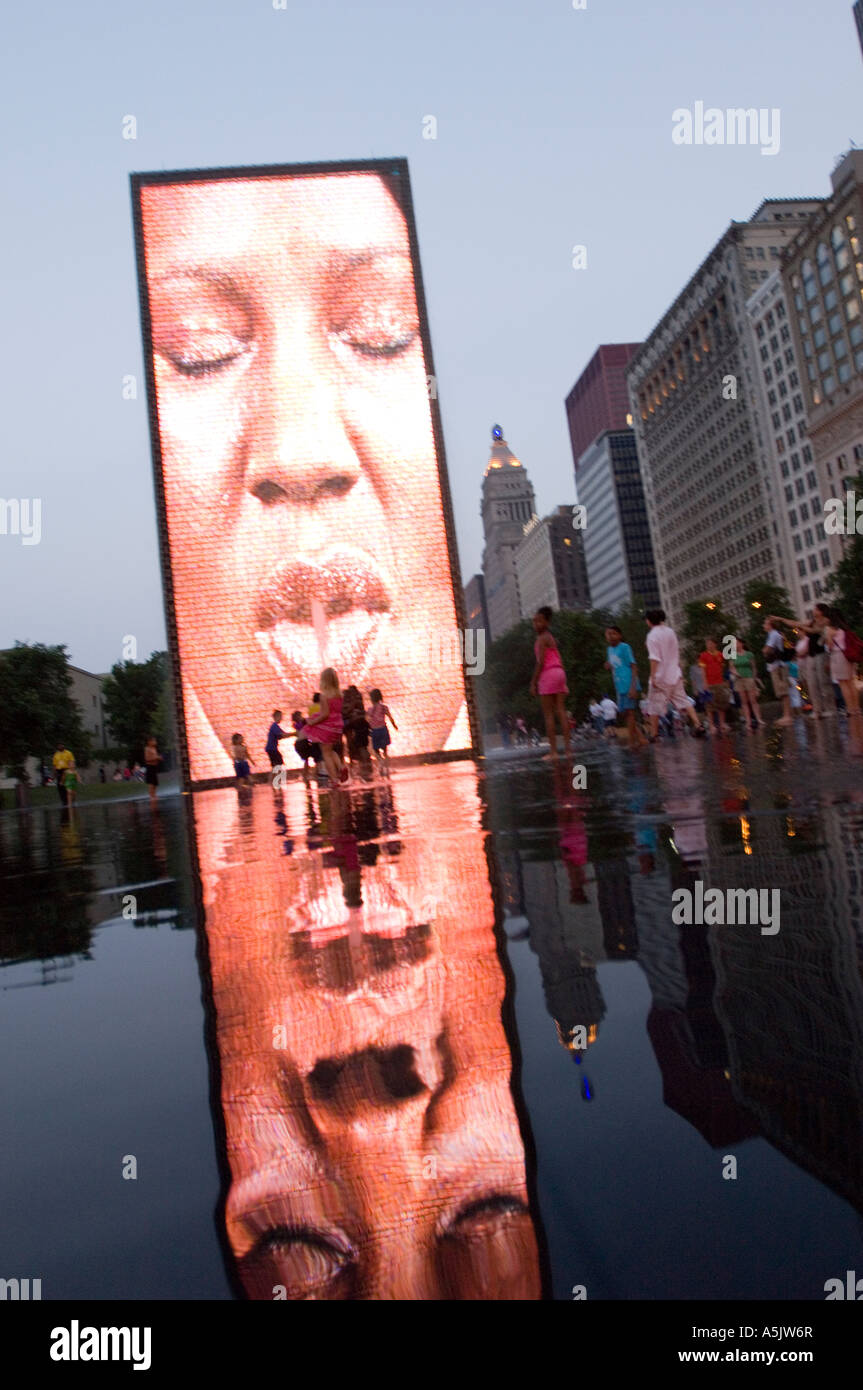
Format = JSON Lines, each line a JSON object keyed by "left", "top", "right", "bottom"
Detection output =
{"left": 770, "top": 606, "right": 835, "bottom": 717}
{"left": 762, "top": 617, "right": 794, "bottom": 726}
{"left": 367, "top": 688, "right": 398, "bottom": 772}
{"left": 229, "top": 733, "right": 256, "bottom": 787}
{"left": 699, "top": 636, "right": 730, "bottom": 735}
{"left": 144, "top": 736, "right": 161, "bottom": 805}
{"left": 824, "top": 608, "right": 861, "bottom": 718}
{"left": 599, "top": 693, "right": 619, "bottom": 739}
{"left": 52, "top": 741, "right": 74, "bottom": 805}
{"left": 342, "top": 685, "right": 371, "bottom": 769}
{"left": 644, "top": 610, "right": 706, "bottom": 740}
{"left": 605, "top": 626, "right": 647, "bottom": 749}
{"left": 63, "top": 759, "right": 80, "bottom": 807}
{"left": 265, "top": 710, "right": 290, "bottom": 770}
{"left": 529, "top": 607, "right": 570, "bottom": 758}
{"left": 303, "top": 668, "right": 349, "bottom": 784}
{"left": 731, "top": 637, "right": 764, "bottom": 731}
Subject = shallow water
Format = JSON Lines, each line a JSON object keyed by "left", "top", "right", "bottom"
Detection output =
{"left": 3, "top": 721, "right": 863, "bottom": 1299}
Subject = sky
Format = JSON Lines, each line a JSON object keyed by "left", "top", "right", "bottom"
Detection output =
{"left": 2, "top": 0, "right": 860, "bottom": 673}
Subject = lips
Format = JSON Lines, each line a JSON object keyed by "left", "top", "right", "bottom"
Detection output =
{"left": 254, "top": 548, "right": 391, "bottom": 689}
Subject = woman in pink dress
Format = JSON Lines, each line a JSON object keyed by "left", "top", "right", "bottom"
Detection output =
{"left": 303, "top": 668, "right": 349, "bottom": 784}
{"left": 529, "top": 607, "right": 570, "bottom": 758}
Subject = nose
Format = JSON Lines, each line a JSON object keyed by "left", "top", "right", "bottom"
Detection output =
{"left": 243, "top": 329, "right": 362, "bottom": 506}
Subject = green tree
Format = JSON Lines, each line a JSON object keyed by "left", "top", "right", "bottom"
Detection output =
{"left": 681, "top": 598, "right": 740, "bottom": 670}
{"left": 485, "top": 610, "right": 608, "bottom": 725}
{"left": 101, "top": 651, "right": 168, "bottom": 764}
{"left": 741, "top": 579, "right": 794, "bottom": 677}
{"left": 0, "top": 643, "right": 90, "bottom": 783}
{"left": 825, "top": 472, "right": 863, "bottom": 632}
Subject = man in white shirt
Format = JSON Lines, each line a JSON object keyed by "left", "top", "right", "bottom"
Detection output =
{"left": 644, "top": 609, "right": 706, "bottom": 740}
{"left": 588, "top": 698, "right": 605, "bottom": 735}
{"left": 599, "top": 695, "right": 618, "bottom": 737}
{"left": 762, "top": 617, "right": 793, "bottom": 726}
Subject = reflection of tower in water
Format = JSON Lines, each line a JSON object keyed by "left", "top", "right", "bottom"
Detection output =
{"left": 706, "top": 802, "right": 863, "bottom": 1210}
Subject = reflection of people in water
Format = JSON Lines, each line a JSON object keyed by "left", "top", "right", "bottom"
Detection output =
{"left": 136, "top": 166, "right": 469, "bottom": 780}
{"left": 193, "top": 766, "right": 540, "bottom": 1298}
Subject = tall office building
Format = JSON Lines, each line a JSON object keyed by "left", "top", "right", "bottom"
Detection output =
{"left": 576, "top": 428, "right": 660, "bottom": 614}
{"left": 565, "top": 343, "right": 642, "bottom": 473}
{"left": 745, "top": 272, "right": 838, "bottom": 614}
{"left": 627, "top": 198, "right": 823, "bottom": 626}
{"left": 463, "top": 573, "right": 489, "bottom": 638}
{"left": 514, "top": 505, "right": 590, "bottom": 618}
{"left": 481, "top": 425, "right": 537, "bottom": 640}
{"left": 780, "top": 150, "right": 863, "bottom": 569}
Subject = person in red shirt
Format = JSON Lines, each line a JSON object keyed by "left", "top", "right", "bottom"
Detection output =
{"left": 699, "top": 637, "right": 730, "bottom": 736}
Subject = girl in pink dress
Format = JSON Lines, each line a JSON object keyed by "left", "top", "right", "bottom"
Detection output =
{"left": 303, "top": 668, "right": 349, "bottom": 784}
{"left": 529, "top": 606, "right": 570, "bottom": 758}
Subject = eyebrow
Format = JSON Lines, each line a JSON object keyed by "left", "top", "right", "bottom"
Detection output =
{"left": 151, "top": 247, "right": 412, "bottom": 293}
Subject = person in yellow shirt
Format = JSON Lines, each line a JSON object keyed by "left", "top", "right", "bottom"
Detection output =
{"left": 52, "top": 742, "right": 74, "bottom": 806}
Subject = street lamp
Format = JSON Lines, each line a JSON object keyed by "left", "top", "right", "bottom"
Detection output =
{"left": 751, "top": 601, "right": 762, "bottom": 610}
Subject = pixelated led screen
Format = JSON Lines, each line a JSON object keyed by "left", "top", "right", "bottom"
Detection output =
{"left": 193, "top": 765, "right": 540, "bottom": 1298}
{"left": 132, "top": 162, "right": 470, "bottom": 783}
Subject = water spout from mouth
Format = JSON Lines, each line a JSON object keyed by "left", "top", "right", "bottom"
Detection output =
{"left": 311, "top": 598, "right": 329, "bottom": 669}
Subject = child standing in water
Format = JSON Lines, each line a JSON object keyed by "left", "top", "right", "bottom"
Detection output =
{"left": 367, "top": 688, "right": 398, "bottom": 771}
{"left": 229, "top": 733, "right": 255, "bottom": 787}
{"left": 144, "top": 736, "right": 161, "bottom": 804}
{"left": 63, "top": 759, "right": 80, "bottom": 806}
{"left": 529, "top": 607, "right": 570, "bottom": 758}
{"left": 303, "top": 668, "right": 349, "bottom": 785}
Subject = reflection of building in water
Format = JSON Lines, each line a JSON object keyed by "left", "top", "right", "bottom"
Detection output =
{"left": 521, "top": 855, "right": 606, "bottom": 1052}
{"left": 705, "top": 805, "right": 863, "bottom": 1210}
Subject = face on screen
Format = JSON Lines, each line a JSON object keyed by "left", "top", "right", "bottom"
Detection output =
{"left": 136, "top": 168, "right": 467, "bottom": 779}
{"left": 195, "top": 771, "right": 540, "bottom": 1299}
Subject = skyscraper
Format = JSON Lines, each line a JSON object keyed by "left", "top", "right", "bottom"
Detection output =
{"left": 463, "top": 573, "right": 489, "bottom": 639}
{"left": 565, "top": 343, "right": 642, "bottom": 474}
{"left": 779, "top": 150, "right": 863, "bottom": 577}
{"left": 513, "top": 506, "right": 590, "bottom": 618}
{"left": 627, "top": 198, "right": 823, "bottom": 625}
{"left": 481, "top": 426, "right": 537, "bottom": 640}
{"left": 745, "top": 271, "right": 839, "bottom": 615}
{"left": 576, "top": 428, "right": 660, "bottom": 614}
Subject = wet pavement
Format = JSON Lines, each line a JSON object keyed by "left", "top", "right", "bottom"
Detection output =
{"left": 2, "top": 720, "right": 863, "bottom": 1299}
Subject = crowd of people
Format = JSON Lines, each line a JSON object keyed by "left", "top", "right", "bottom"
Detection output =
{"left": 47, "top": 736, "right": 164, "bottom": 807}
{"left": 523, "top": 603, "right": 862, "bottom": 758}
{"left": 233, "top": 670, "right": 399, "bottom": 790}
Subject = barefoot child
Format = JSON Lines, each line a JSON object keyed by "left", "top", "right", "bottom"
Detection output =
{"left": 368, "top": 688, "right": 398, "bottom": 770}
{"left": 144, "top": 735, "right": 161, "bottom": 804}
{"left": 229, "top": 733, "right": 255, "bottom": 787}
{"left": 303, "top": 669, "right": 348, "bottom": 785}
{"left": 64, "top": 759, "right": 80, "bottom": 806}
